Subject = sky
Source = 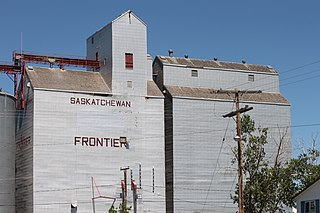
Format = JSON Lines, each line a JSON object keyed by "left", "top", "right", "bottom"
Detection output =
{"left": 1, "top": 0, "right": 320, "bottom": 157}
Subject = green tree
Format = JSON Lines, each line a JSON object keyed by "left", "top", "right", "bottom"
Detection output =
{"left": 231, "top": 115, "right": 320, "bottom": 213}
{"left": 108, "top": 202, "right": 131, "bottom": 213}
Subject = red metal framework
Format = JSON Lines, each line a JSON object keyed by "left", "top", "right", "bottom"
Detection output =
{"left": 13, "top": 51, "right": 100, "bottom": 69}
{"left": 0, "top": 64, "right": 21, "bottom": 73}
{"left": 0, "top": 51, "right": 100, "bottom": 109}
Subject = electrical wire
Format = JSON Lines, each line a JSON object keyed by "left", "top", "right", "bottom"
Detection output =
{"left": 201, "top": 101, "right": 235, "bottom": 213}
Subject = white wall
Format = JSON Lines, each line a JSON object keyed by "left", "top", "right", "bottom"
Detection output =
{"left": 162, "top": 65, "right": 280, "bottom": 93}
{"left": 295, "top": 180, "right": 320, "bottom": 213}
{"left": 170, "top": 97, "right": 291, "bottom": 213}
{"left": 30, "top": 89, "right": 165, "bottom": 213}
{"left": 0, "top": 93, "right": 16, "bottom": 213}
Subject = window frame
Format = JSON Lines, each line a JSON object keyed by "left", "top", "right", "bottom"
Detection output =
{"left": 191, "top": 69, "right": 198, "bottom": 77}
{"left": 248, "top": 74, "right": 254, "bottom": 82}
{"left": 125, "top": 53, "right": 133, "bottom": 69}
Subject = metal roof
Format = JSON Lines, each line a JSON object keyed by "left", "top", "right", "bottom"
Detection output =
{"left": 156, "top": 56, "right": 278, "bottom": 74}
{"left": 165, "top": 85, "right": 289, "bottom": 104}
{"left": 147, "top": 81, "right": 164, "bottom": 97}
{"left": 26, "top": 67, "right": 163, "bottom": 97}
{"left": 27, "top": 67, "right": 111, "bottom": 93}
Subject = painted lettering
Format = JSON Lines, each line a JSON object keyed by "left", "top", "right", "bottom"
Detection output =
{"left": 70, "top": 97, "right": 75, "bottom": 104}
{"left": 70, "top": 97, "right": 132, "bottom": 108}
{"left": 74, "top": 136, "right": 128, "bottom": 149}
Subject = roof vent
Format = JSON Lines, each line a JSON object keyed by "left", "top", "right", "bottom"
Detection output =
{"left": 168, "top": 49, "right": 173, "bottom": 57}
{"left": 184, "top": 54, "right": 188, "bottom": 58}
{"left": 214, "top": 57, "right": 218, "bottom": 61}
{"left": 242, "top": 60, "right": 246, "bottom": 64}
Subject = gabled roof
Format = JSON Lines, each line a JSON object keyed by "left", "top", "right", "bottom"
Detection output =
{"left": 294, "top": 178, "right": 320, "bottom": 200}
{"left": 26, "top": 67, "right": 111, "bottom": 94}
{"left": 112, "top": 10, "right": 147, "bottom": 26}
{"left": 156, "top": 56, "right": 278, "bottom": 74}
{"left": 165, "top": 85, "right": 289, "bottom": 105}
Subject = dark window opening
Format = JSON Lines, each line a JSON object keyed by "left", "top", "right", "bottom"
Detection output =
{"left": 127, "top": 81, "right": 133, "bottom": 88}
{"left": 91, "top": 37, "right": 94, "bottom": 44}
{"left": 248, "top": 74, "right": 254, "bottom": 82}
{"left": 125, "top": 53, "right": 133, "bottom": 69}
{"left": 191, "top": 70, "right": 198, "bottom": 77}
{"left": 95, "top": 52, "right": 99, "bottom": 61}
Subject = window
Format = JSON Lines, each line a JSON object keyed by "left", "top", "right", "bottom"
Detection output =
{"left": 125, "top": 53, "right": 133, "bottom": 69}
{"left": 191, "top": 70, "right": 198, "bottom": 77}
{"left": 248, "top": 74, "right": 254, "bottom": 82}
{"left": 127, "top": 81, "right": 132, "bottom": 88}
{"left": 303, "top": 200, "right": 318, "bottom": 213}
{"left": 91, "top": 37, "right": 94, "bottom": 44}
{"left": 95, "top": 52, "right": 99, "bottom": 61}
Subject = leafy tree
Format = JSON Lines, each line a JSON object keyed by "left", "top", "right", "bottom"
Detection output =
{"left": 231, "top": 114, "right": 320, "bottom": 213}
{"left": 108, "top": 202, "right": 131, "bottom": 213}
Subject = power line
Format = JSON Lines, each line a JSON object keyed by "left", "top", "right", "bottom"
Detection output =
{"left": 225, "top": 58, "right": 320, "bottom": 90}
{"left": 201, "top": 102, "right": 234, "bottom": 213}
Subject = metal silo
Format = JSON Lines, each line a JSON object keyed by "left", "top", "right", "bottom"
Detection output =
{"left": 0, "top": 91, "right": 16, "bottom": 213}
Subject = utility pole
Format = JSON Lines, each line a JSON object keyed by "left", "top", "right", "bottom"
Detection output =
{"left": 120, "top": 166, "right": 130, "bottom": 209}
{"left": 222, "top": 89, "right": 260, "bottom": 213}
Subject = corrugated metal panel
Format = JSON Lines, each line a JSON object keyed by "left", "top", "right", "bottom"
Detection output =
{"left": 27, "top": 67, "right": 111, "bottom": 93}
{"left": 165, "top": 85, "right": 289, "bottom": 104}
{"left": 154, "top": 57, "right": 281, "bottom": 93}
{"left": 169, "top": 97, "right": 291, "bottom": 213}
{"left": 0, "top": 92, "right": 16, "bottom": 213}
{"left": 29, "top": 90, "right": 165, "bottom": 213}
{"left": 157, "top": 56, "right": 277, "bottom": 74}
{"left": 147, "top": 81, "right": 163, "bottom": 97}
{"left": 15, "top": 85, "right": 34, "bottom": 213}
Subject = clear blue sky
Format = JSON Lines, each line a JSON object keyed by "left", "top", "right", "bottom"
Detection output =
{"left": 1, "top": 0, "right": 319, "bottom": 156}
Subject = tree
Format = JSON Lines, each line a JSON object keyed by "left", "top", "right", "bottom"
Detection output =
{"left": 108, "top": 202, "right": 131, "bottom": 213}
{"left": 231, "top": 115, "right": 320, "bottom": 213}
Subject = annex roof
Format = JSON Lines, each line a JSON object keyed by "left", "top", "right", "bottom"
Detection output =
{"left": 165, "top": 85, "right": 289, "bottom": 105}
{"left": 26, "top": 67, "right": 163, "bottom": 97}
{"left": 147, "top": 81, "right": 164, "bottom": 97}
{"left": 26, "top": 67, "right": 111, "bottom": 94}
{"left": 156, "top": 56, "right": 277, "bottom": 74}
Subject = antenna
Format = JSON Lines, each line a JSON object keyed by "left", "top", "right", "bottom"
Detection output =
{"left": 20, "top": 32, "right": 23, "bottom": 57}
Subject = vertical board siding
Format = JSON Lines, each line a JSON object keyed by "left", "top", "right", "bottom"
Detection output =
{"left": 29, "top": 90, "right": 165, "bottom": 213}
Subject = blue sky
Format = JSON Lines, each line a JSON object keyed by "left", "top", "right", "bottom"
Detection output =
{"left": 1, "top": 0, "right": 320, "bottom": 156}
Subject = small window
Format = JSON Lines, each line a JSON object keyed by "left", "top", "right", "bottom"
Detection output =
{"left": 248, "top": 74, "right": 254, "bottom": 82}
{"left": 125, "top": 53, "right": 133, "bottom": 69}
{"left": 91, "top": 37, "right": 94, "bottom": 44}
{"left": 95, "top": 52, "right": 99, "bottom": 61}
{"left": 127, "top": 81, "right": 132, "bottom": 88}
{"left": 191, "top": 70, "right": 198, "bottom": 77}
{"left": 305, "top": 200, "right": 317, "bottom": 213}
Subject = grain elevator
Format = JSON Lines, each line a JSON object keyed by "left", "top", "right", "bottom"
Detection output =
{"left": 15, "top": 11, "right": 165, "bottom": 213}
{"left": 0, "top": 10, "right": 291, "bottom": 213}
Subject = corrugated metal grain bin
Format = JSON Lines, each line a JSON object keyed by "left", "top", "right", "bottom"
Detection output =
{"left": 0, "top": 91, "right": 16, "bottom": 213}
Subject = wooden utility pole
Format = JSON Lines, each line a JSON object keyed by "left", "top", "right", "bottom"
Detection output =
{"left": 222, "top": 89, "right": 260, "bottom": 213}
{"left": 235, "top": 92, "right": 245, "bottom": 213}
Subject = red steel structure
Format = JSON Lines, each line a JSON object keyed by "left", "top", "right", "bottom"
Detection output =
{"left": 13, "top": 52, "right": 100, "bottom": 69}
{"left": 0, "top": 51, "right": 100, "bottom": 109}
